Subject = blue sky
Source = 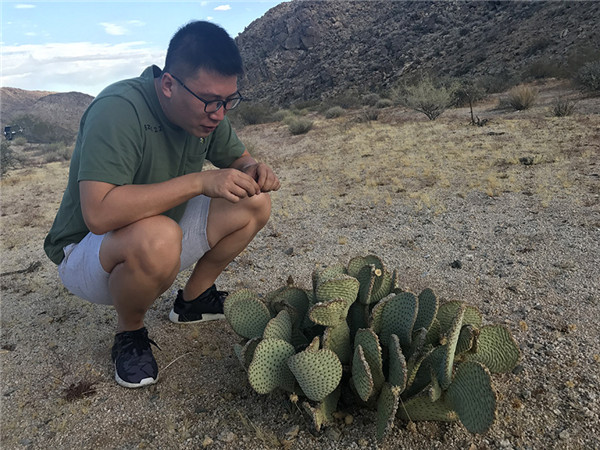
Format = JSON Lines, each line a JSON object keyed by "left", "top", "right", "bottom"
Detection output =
{"left": 1, "top": 1, "right": 287, "bottom": 96}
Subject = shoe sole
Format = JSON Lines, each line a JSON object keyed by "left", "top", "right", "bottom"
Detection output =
{"left": 169, "top": 309, "right": 225, "bottom": 324}
{"left": 114, "top": 365, "right": 158, "bottom": 389}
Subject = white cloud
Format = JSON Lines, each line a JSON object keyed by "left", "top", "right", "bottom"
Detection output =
{"left": 99, "top": 22, "right": 129, "bottom": 36}
{"left": 214, "top": 5, "right": 231, "bottom": 11}
{"left": 1, "top": 41, "right": 165, "bottom": 96}
{"left": 15, "top": 4, "right": 35, "bottom": 9}
{"left": 127, "top": 20, "right": 145, "bottom": 27}
{"left": 206, "top": 16, "right": 214, "bottom": 21}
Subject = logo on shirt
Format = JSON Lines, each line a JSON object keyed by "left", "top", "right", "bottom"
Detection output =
{"left": 144, "top": 124, "right": 163, "bottom": 133}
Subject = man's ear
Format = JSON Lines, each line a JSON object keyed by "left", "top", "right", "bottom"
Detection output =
{"left": 160, "top": 73, "right": 175, "bottom": 99}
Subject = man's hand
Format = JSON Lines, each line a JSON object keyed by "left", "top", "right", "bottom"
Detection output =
{"left": 241, "top": 162, "right": 281, "bottom": 193}
{"left": 199, "top": 168, "right": 261, "bottom": 202}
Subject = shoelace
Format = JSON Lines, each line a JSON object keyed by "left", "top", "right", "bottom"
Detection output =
{"left": 121, "top": 330, "right": 161, "bottom": 354}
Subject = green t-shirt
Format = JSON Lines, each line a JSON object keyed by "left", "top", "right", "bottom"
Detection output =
{"left": 44, "top": 65, "right": 245, "bottom": 265}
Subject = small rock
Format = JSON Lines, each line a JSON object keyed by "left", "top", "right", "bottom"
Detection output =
{"left": 499, "top": 438, "right": 512, "bottom": 447}
{"left": 512, "top": 364, "right": 525, "bottom": 375}
{"left": 285, "top": 425, "right": 300, "bottom": 439}
{"left": 450, "top": 260, "right": 462, "bottom": 269}
{"left": 344, "top": 414, "right": 354, "bottom": 425}
{"left": 358, "top": 438, "right": 369, "bottom": 448}
{"left": 202, "top": 436, "right": 214, "bottom": 447}
{"left": 284, "top": 247, "right": 294, "bottom": 256}
{"left": 559, "top": 430, "right": 570, "bottom": 440}
{"left": 325, "top": 427, "right": 342, "bottom": 441}
{"left": 519, "top": 156, "right": 534, "bottom": 165}
{"left": 217, "top": 431, "right": 236, "bottom": 443}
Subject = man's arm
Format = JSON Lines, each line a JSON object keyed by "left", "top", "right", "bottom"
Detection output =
{"left": 229, "top": 150, "right": 281, "bottom": 193}
{"left": 80, "top": 168, "right": 260, "bottom": 235}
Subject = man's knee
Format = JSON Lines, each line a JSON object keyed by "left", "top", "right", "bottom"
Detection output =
{"left": 247, "top": 192, "right": 271, "bottom": 228}
{"left": 136, "top": 216, "right": 182, "bottom": 274}
{"left": 104, "top": 215, "right": 182, "bottom": 276}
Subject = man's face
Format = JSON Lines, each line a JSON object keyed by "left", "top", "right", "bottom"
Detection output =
{"left": 165, "top": 69, "right": 238, "bottom": 138}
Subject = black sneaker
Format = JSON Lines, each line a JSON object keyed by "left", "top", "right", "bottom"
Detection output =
{"left": 169, "top": 284, "right": 228, "bottom": 324}
{"left": 111, "top": 327, "right": 160, "bottom": 388}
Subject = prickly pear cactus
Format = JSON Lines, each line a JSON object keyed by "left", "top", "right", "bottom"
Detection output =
{"left": 223, "top": 254, "right": 521, "bottom": 444}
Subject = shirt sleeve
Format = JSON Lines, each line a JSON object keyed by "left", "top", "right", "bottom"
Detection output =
{"left": 205, "top": 117, "right": 246, "bottom": 168}
{"left": 77, "top": 96, "right": 143, "bottom": 186}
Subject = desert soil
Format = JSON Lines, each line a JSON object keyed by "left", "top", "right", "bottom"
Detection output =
{"left": 1, "top": 81, "right": 599, "bottom": 449}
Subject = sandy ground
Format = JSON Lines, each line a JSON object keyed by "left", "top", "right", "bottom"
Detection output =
{"left": 1, "top": 83, "right": 599, "bottom": 449}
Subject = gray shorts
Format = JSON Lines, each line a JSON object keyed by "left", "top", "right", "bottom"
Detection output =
{"left": 58, "top": 195, "right": 212, "bottom": 305}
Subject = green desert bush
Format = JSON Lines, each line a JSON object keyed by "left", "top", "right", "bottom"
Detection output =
{"left": 324, "top": 106, "right": 345, "bottom": 119}
{"left": 362, "top": 93, "right": 381, "bottom": 107}
{"left": 1, "top": 141, "right": 16, "bottom": 177}
{"left": 395, "top": 77, "right": 455, "bottom": 120}
{"left": 507, "top": 85, "right": 538, "bottom": 110}
{"left": 42, "top": 142, "right": 73, "bottom": 163}
{"left": 375, "top": 98, "right": 394, "bottom": 109}
{"left": 12, "top": 136, "right": 27, "bottom": 146}
{"left": 288, "top": 118, "right": 313, "bottom": 135}
{"left": 229, "top": 102, "right": 275, "bottom": 127}
{"left": 574, "top": 61, "right": 600, "bottom": 92}
{"left": 329, "top": 90, "right": 361, "bottom": 109}
{"left": 361, "top": 109, "right": 379, "bottom": 121}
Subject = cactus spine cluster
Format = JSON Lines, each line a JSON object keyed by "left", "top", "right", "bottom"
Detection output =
{"left": 224, "top": 255, "right": 520, "bottom": 443}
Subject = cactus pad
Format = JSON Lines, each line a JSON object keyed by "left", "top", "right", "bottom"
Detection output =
{"left": 322, "top": 321, "right": 351, "bottom": 365}
{"left": 234, "top": 337, "right": 261, "bottom": 370}
{"left": 225, "top": 292, "right": 271, "bottom": 339}
{"left": 376, "top": 383, "right": 401, "bottom": 443}
{"left": 347, "top": 254, "right": 382, "bottom": 278}
{"left": 352, "top": 345, "right": 374, "bottom": 402}
{"left": 380, "top": 292, "right": 418, "bottom": 348}
{"left": 455, "top": 325, "right": 477, "bottom": 356}
{"left": 446, "top": 361, "right": 497, "bottom": 433}
{"left": 269, "top": 286, "right": 310, "bottom": 326}
{"left": 464, "top": 325, "right": 521, "bottom": 373}
{"left": 388, "top": 334, "right": 407, "bottom": 391}
{"left": 224, "top": 288, "right": 258, "bottom": 319}
{"left": 315, "top": 274, "right": 360, "bottom": 307}
{"left": 414, "top": 288, "right": 438, "bottom": 331}
{"left": 248, "top": 338, "right": 296, "bottom": 394}
{"left": 354, "top": 328, "right": 384, "bottom": 392}
{"left": 369, "top": 292, "right": 394, "bottom": 334}
{"left": 397, "top": 392, "right": 458, "bottom": 422}
{"left": 288, "top": 346, "right": 342, "bottom": 402}
{"left": 263, "top": 309, "right": 292, "bottom": 342}
{"left": 312, "top": 264, "right": 347, "bottom": 288}
{"left": 435, "top": 303, "right": 465, "bottom": 389}
{"left": 437, "top": 301, "right": 482, "bottom": 334}
{"left": 308, "top": 299, "right": 348, "bottom": 327}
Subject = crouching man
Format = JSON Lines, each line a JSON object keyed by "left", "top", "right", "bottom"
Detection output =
{"left": 44, "top": 21, "right": 280, "bottom": 388}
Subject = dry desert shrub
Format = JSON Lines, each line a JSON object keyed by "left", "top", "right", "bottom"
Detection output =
{"left": 507, "top": 85, "right": 538, "bottom": 110}
{"left": 552, "top": 96, "right": 576, "bottom": 117}
{"left": 288, "top": 118, "right": 313, "bottom": 135}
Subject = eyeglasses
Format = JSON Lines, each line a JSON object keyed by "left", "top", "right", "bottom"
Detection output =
{"left": 169, "top": 73, "right": 243, "bottom": 113}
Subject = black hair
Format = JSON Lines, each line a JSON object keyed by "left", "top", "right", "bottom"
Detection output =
{"left": 164, "top": 21, "right": 243, "bottom": 79}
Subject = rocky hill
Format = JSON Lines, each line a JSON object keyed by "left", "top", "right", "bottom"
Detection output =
{"left": 236, "top": 0, "right": 600, "bottom": 105}
{"left": 1, "top": 87, "right": 93, "bottom": 143}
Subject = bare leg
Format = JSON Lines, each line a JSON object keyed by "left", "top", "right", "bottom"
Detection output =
{"left": 99, "top": 215, "right": 183, "bottom": 332}
{"left": 181, "top": 193, "right": 271, "bottom": 300}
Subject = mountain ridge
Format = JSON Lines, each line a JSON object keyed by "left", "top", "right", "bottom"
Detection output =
{"left": 235, "top": 0, "right": 600, "bottom": 105}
